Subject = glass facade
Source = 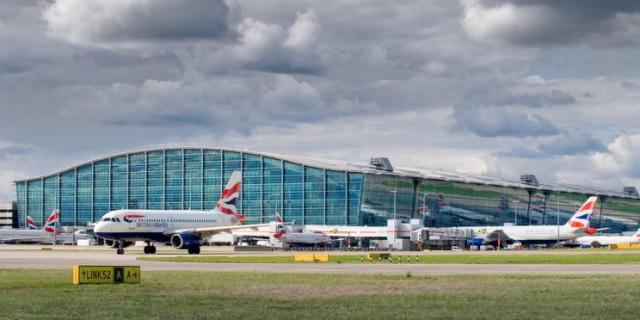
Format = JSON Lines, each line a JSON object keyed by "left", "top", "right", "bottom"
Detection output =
{"left": 13, "top": 147, "right": 640, "bottom": 232}
{"left": 14, "top": 148, "right": 363, "bottom": 227}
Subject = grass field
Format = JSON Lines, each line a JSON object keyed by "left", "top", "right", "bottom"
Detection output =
{"left": 138, "top": 252, "right": 640, "bottom": 264}
{"left": 1, "top": 269, "right": 639, "bottom": 319}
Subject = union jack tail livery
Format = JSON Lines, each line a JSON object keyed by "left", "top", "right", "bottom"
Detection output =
{"left": 635, "top": 229, "right": 640, "bottom": 239}
{"left": 215, "top": 171, "right": 245, "bottom": 223}
{"left": 273, "top": 212, "right": 286, "bottom": 239}
{"left": 42, "top": 209, "right": 60, "bottom": 234}
{"left": 26, "top": 216, "right": 37, "bottom": 229}
{"left": 565, "top": 196, "right": 597, "bottom": 230}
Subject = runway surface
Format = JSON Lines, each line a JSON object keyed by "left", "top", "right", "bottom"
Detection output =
{"left": 1, "top": 250, "right": 640, "bottom": 275}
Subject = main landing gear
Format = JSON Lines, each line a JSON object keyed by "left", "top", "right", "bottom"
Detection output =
{"left": 143, "top": 241, "right": 157, "bottom": 254}
{"left": 187, "top": 247, "right": 201, "bottom": 255}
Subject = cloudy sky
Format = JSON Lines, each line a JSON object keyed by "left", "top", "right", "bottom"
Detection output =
{"left": 1, "top": 0, "right": 640, "bottom": 200}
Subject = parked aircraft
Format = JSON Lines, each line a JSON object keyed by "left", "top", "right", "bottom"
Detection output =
{"left": 0, "top": 210, "right": 59, "bottom": 244}
{"left": 466, "top": 196, "right": 598, "bottom": 246}
{"left": 575, "top": 229, "right": 640, "bottom": 247}
{"left": 94, "top": 171, "right": 269, "bottom": 254}
{"left": 271, "top": 212, "right": 332, "bottom": 247}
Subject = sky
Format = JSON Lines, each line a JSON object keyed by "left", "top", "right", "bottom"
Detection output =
{"left": 2, "top": 0, "right": 640, "bottom": 200}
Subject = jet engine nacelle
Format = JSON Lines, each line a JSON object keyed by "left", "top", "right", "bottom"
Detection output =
{"left": 170, "top": 233, "right": 201, "bottom": 250}
{"left": 104, "top": 239, "right": 133, "bottom": 248}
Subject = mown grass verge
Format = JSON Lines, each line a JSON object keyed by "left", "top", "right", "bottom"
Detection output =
{"left": 1, "top": 269, "right": 640, "bottom": 320}
{"left": 138, "top": 252, "right": 640, "bottom": 264}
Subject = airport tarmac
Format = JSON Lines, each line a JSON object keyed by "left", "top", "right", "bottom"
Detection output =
{"left": 1, "top": 249, "right": 640, "bottom": 275}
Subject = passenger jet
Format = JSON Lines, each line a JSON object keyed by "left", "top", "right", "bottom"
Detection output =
{"left": 94, "top": 171, "right": 268, "bottom": 254}
{"left": 0, "top": 210, "right": 59, "bottom": 244}
{"left": 466, "top": 196, "right": 598, "bottom": 246}
{"left": 575, "top": 228, "right": 640, "bottom": 247}
{"left": 272, "top": 212, "right": 332, "bottom": 247}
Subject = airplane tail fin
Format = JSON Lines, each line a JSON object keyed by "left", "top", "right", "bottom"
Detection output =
{"left": 215, "top": 171, "right": 245, "bottom": 223}
{"left": 564, "top": 196, "right": 597, "bottom": 230}
{"left": 42, "top": 209, "right": 60, "bottom": 234}
{"left": 26, "top": 216, "right": 37, "bottom": 230}
{"left": 273, "top": 212, "right": 286, "bottom": 239}
{"left": 634, "top": 229, "right": 640, "bottom": 239}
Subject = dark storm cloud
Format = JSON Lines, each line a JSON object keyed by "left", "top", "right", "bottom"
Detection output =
{"left": 462, "top": 0, "right": 640, "bottom": 46}
{"left": 496, "top": 132, "right": 606, "bottom": 158}
{"left": 43, "top": 0, "right": 231, "bottom": 46}
{"left": 497, "top": 89, "right": 576, "bottom": 108}
{"left": 538, "top": 132, "right": 607, "bottom": 155}
{"left": 0, "top": 145, "right": 35, "bottom": 160}
{"left": 452, "top": 107, "right": 559, "bottom": 137}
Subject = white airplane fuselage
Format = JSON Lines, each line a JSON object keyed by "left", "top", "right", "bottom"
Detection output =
{"left": 575, "top": 234, "right": 640, "bottom": 246}
{"left": 94, "top": 209, "right": 240, "bottom": 242}
{"left": 466, "top": 225, "right": 585, "bottom": 244}
{"left": 0, "top": 229, "right": 53, "bottom": 243}
{"left": 278, "top": 231, "right": 332, "bottom": 246}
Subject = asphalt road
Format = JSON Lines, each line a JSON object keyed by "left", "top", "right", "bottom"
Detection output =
{"left": 1, "top": 250, "right": 640, "bottom": 275}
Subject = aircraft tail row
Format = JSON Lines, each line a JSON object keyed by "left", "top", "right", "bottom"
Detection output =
{"left": 26, "top": 210, "right": 60, "bottom": 233}
{"left": 565, "top": 196, "right": 598, "bottom": 233}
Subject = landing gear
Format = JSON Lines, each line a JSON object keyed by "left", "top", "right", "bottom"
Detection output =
{"left": 117, "top": 248, "right": 125, "bottom": 255}
{"left": 143, "top": 242, "right": 157, "bottom": 254}
{"left": 187, "top": 247, "right": 201, "bottom": 255}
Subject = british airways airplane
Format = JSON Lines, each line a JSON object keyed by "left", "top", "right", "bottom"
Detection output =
{"left": 94, "top": 171, "right": 268, "bottom": 255}
{"left": 0, "top": 210, "right": 60, "bottom": 243}
{"left": 466, "top": 196, "right": 599, "bottom": 246}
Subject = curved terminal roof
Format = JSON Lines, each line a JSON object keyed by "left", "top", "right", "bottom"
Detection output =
{"left": 13, "top": 144, "right": 637, "bottom": 199}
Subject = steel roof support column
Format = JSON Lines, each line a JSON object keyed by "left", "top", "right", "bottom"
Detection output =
{"left": 260, "top": 155, "right": 264, "bottom": 223}
{"left": 74, "top": 167, "right": 78, "bottom": 226}
{"left": 162, "top": 149, "right": 166, "bottom": 210}
{"left": 301, "top": 166, "right": 305, "bottom": 225}
{"left": 40, "top": 178, "right": 44, "bottom": 225}
{"left": 344, "top": 171, "right": 348, "bottom": 225}
{"left": 323, "top": 169, "right": 327, "bottom": 225}
{"left": 200, "top": 149, "right": 204, "bottom": 210}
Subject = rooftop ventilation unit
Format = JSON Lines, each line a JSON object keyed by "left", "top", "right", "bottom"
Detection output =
{"left": 520, "top": 174, "right": 539, "bottom": 186}
{"left": 370, "top": 157, "right": 394, "bottom": 172}
{"left": 623, "top": 186, "right": 639, "bottom": 197}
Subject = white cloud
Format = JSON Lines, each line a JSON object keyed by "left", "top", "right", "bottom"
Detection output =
{"left": 42, "top": 0, "right": 230, "bottom": 50}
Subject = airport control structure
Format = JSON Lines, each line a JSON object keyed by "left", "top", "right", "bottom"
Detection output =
{"left": 13, "top": 146, "right": 640, "bottom": 233}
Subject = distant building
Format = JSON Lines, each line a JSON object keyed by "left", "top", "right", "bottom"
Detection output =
{"left": 13, "top": 146, "right": 640, "bottom": 233}
{"left": 0, "top": 201, "right": 17, "bottom": 229}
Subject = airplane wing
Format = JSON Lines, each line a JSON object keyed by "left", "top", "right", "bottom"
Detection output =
{"left": 168, "top": 223, "right": 271, "bottom": 238}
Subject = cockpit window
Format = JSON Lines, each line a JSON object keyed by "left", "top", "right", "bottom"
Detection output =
{"left": 102, "top": 217, "right": 110, "bottom": 222}
{"left": 114, "top": 218, "right": 121, "bottom": 222}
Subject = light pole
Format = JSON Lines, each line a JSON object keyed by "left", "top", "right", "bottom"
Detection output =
{"left": 512, "top": 200, "right": 520, "bottom": 225}
{"left": 390, "top": 190, "right": 397, "bottom": 220}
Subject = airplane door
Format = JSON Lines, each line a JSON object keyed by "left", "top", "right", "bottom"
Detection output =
{"left": 128, "top": 222, "right": 135, "bottom": 230}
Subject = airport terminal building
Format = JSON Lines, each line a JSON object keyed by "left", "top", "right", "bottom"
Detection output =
{"left": 13, "top": 146, "right": 640, "bottom": 232}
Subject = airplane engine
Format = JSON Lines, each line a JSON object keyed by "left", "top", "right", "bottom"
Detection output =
{"left": 104, "top": 239, "right": 132, "bottom": 248}
{"left": 170, "top": 233, "right": 201, "bottom": 250}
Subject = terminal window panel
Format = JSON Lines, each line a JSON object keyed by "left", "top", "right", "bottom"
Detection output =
{"left": 203, "top": 150, "right": 222, "bottom": 210}
{"left": 326, "top": 170, "right": 346, "bottom": 225}
{"left": 165, "top": 150, "right": 183, "bottom": 210}
{"left": 262, "top": 157, "right": 282, "bottom": 220}
{"left": 60, "top": 170, "right": 75, "bottom": 225}
{"left": 110, "top": 156, "right": 127, "bottom": 211}
{"left": 77, "top": 165, "right": 93, "bottom": 225}
{"left": 94, "top": 160, "right": 110, "bottom": 217}
{"left": 43, "top": 176, "right": 58, "bottom": 222}
{"left": 304, "top": 167, "right": 324, "bottom": 225}
{"left": 146, "top": 152, "right": 164, "bottom": 210}
{"left": 242, "top": 153, "right": 262, "bottom": 222}
{"left": 283, "top": 162, "right": 303, "bottom": 223}
{"left": 16, "top": 182, "right": 26, "bottom": 227}
{"left": 360, "top": 174, "right": 414, "bottom": 226}
{"left": 185, "top": 149, "right": 203, "bottom": 210}
{"left": 128, "top": 153, "right": 145, "bottom": 210}
{"left": 27, "top": 179, "right": 43, "bottom": 225}
{"left": 347, "top": 173, "right": 362, "bottom": 226}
